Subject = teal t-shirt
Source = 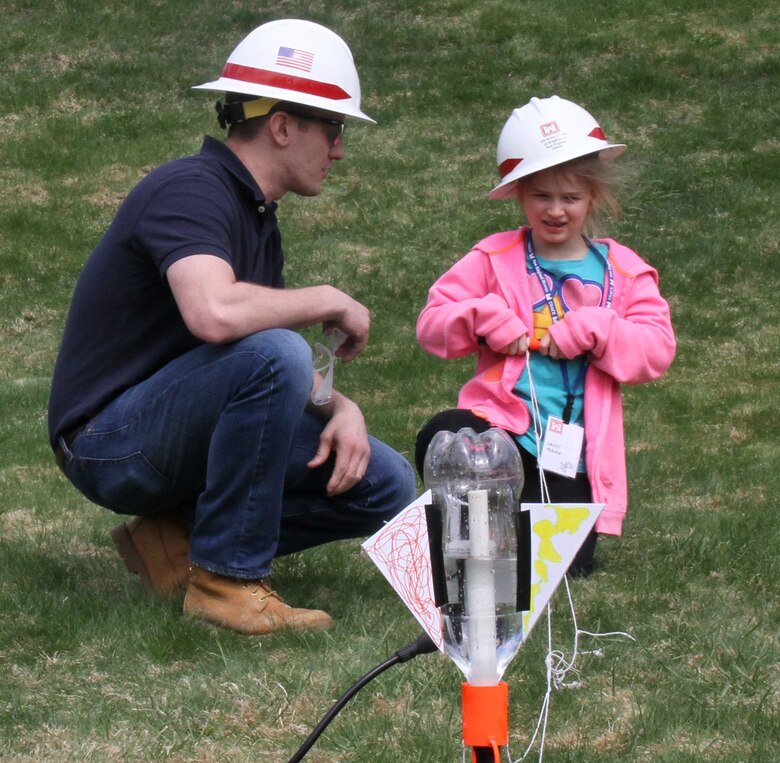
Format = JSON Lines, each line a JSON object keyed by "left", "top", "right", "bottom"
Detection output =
{"left": 514, "top": 243, "right": 608, "bottom": 469}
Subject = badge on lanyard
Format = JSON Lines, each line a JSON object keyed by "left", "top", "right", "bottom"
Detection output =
{"left": 525, "top": 231, "right": 613, "bottom": 478}
{"left": 539, "top": 416, "right": 584, "bottom": 478}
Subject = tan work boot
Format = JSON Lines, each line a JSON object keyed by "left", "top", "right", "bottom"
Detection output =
{"left": 183, "top": 565, "right": 334, "bottom": 635}
{"left": 110, "top": 515, "right": 191, "bottom": 597}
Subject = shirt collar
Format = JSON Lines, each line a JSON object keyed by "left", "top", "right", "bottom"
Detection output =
{"left": 199, "top": 135, "right": 277, "bottom": 211}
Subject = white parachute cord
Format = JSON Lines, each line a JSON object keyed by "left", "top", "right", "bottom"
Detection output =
{"left": 547, "top": 575, "right": 582, "bottom": 689}
{"left": 523, "top": 350, "right": 549, "bottom": 503}
{"left": 507, "top": 351, "right": 636, "bottom": 762}
{"left": 506, "top": 352, "right": 552, "bottom": 762}
{"left": 506, "top": 602, "right": 554, "bottom": 763}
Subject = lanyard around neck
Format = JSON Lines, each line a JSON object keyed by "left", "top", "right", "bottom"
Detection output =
{"left": 524, "top": 230, "right": 614, "bottom": 315}
{"left": 525, "top": 230, "right": 614, "bottom": 422}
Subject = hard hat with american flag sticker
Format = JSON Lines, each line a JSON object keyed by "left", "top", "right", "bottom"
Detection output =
{"left": 194, "top": 19, "right": 375, "bottom": 124}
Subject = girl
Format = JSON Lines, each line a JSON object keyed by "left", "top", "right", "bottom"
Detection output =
{"left": 416, "top": 96, "right": 676, "bottom": 576}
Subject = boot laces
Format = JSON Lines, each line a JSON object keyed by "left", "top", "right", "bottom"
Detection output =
{"left": 243, "top": 580, "right": 281, "bottom": 602}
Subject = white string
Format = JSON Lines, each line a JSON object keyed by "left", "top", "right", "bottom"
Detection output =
{"left": 523, "top": 350, "right": 549, "bottom": 503}
{"left": 504, "top": 351, "right": 553, "bottom": 762}
{"left": 505, "top": 351, "right": 635, "bottom": 762}
{"left": 547, "top": 576, "right": 582, "bottom": 690}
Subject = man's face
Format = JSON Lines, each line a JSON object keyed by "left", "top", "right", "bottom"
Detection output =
{"left": 284, "top": 111, "right": 346, "bottom": 197}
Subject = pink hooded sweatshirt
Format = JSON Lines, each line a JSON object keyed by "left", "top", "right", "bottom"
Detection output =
{"left": 417, "top": 227, "right": 676, "bottom": 536}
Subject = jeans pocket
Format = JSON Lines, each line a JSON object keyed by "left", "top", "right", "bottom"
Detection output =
{"left": 68, "top": 450, "right": 170, "bottom": 515}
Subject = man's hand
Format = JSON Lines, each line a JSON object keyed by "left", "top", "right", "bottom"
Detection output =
{"left": 306, "top": 393, "right": 370, "bottom": 495}
{"left": 322, "top": 287, "right": 371, "bottom": 363}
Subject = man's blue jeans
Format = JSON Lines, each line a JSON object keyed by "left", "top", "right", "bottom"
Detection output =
{"left": 60, "top": 330, "right": 416, "bottom": 579}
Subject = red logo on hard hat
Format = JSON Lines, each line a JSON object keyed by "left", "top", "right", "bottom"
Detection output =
{"left": 588, "top": 127, "right": 607, "bottom": 140}
{"left": 498, "top": 158, "right": 523, "bottom": 178}
{"left": 540, "top": 121, "right": 560, "bottom": 137}
{"left": 221, "top": 63, "right": 350, "bottom": 100}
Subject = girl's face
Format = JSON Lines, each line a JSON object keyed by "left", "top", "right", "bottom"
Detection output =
{"left": 518, "top": 168, "right": 593, "bottom": 258}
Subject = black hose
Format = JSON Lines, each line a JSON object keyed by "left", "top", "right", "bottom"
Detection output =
{"left": 286, "top": 632, "right": 437, "bottom": 762}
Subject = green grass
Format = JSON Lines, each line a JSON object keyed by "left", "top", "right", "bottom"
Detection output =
{"left": 1, "top": 0, "right": 778, "bottom": 760}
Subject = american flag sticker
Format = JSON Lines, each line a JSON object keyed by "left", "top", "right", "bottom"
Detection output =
{"left": 276, "top": 47, "right": 315, "bottom": 73}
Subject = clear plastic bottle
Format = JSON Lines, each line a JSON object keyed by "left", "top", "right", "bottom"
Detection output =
{"left": 424, "top": 427, "right": 525, "bottom": 684}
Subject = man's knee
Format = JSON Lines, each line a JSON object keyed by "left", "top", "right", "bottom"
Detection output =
{"left": 390, "top": 454, "right": 416, "bottom": 505}
{"left": 369, "top": 443, "right": 416, "bottom": 522}
{"left": 232, "top": 329, "right": 313, "bottom": 399}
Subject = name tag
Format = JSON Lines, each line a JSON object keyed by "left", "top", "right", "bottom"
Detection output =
{"left": 539, "top": 416, "right": 584, "bottom": 479}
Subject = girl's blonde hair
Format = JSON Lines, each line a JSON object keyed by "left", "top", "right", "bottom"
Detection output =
{"left": 515, "top": 154, "right": 626, "bottom": 238}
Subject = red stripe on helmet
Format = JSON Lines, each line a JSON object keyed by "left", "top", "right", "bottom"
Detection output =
{"left": 588, "top": 127, "right": 606, "bottom": 140}
{"left": 221, "top": 63, "right": 351, "bottom": 100}
{"left": 498, "top": 158, "right": 522, "bottom": 178}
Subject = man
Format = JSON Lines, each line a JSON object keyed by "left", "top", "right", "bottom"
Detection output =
{"left": 47, "top": 19, "right": 416, "bottom": 635}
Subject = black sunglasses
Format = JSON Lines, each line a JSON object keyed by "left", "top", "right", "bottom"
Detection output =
{"left": 283, "top": 110, "right": 346, "bottom": 147}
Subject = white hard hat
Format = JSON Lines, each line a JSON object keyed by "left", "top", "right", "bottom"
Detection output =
{"left": 489, "top": 96, "right": 625, "bottom": 200}
{"left": 194, "top": 19, "right": 375, "bottom": 124}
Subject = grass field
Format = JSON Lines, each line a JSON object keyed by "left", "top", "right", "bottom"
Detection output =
{"left": 1, "top": 0, "right": 778, "bottom": 760}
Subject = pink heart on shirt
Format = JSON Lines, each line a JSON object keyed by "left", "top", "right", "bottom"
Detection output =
{"left": 560, "top": 278, "right": 603, "bottom": 310}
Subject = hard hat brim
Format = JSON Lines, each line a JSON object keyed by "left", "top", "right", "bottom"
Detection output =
{"left": 193, "top": 78, "right": 376, "bottom": 124}
{"left": 489, "top": 143, "right": 626, "bottom": 200}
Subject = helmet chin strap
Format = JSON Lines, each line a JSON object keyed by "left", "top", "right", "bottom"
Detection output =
{"left": 215, "top": 97, "right": 279, "bottom": 129}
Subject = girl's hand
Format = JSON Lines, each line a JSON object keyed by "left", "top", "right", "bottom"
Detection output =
{"left": 498, "top": 335, "right": 530, "bottom": 355}
{"left": 538, "top": 332, "right": 565, "bottom": 360}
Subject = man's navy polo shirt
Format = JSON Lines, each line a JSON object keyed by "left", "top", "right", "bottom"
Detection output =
{"left": 48, "top": 136, "right": 284, "bottom": 446}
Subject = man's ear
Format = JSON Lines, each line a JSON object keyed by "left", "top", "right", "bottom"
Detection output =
{"left": 267, "top": 111, "right": 293, "bottom": 146}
